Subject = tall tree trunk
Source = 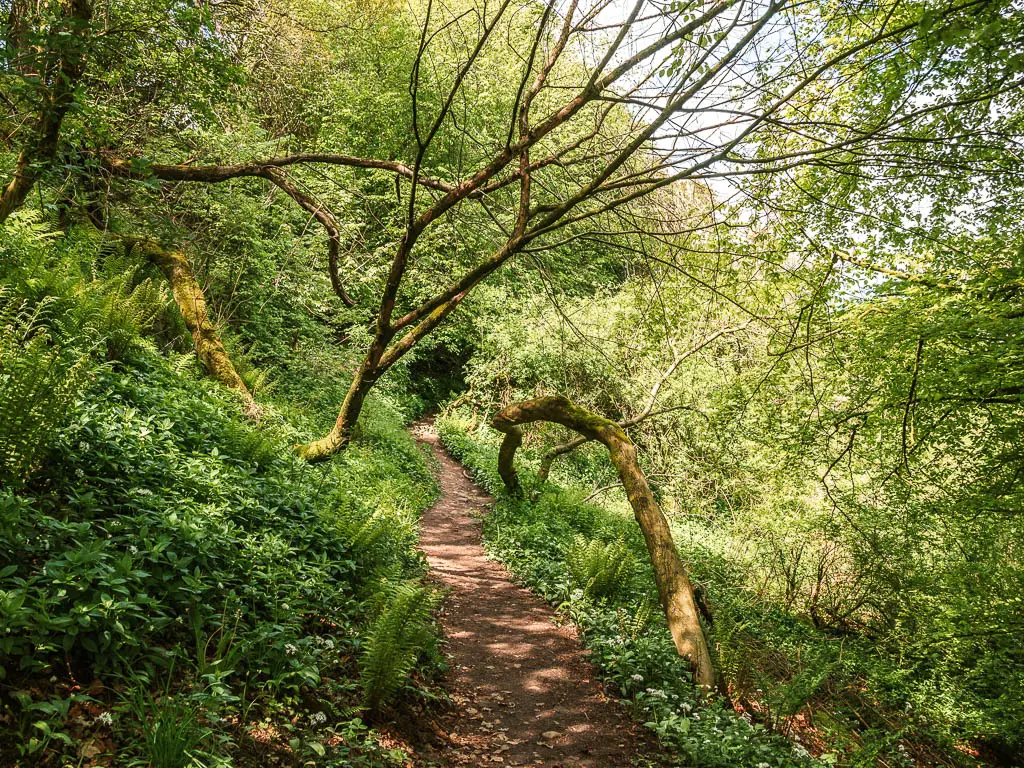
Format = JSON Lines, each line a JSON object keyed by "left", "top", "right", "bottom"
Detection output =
{"left": 490, "top": 395, "right": 717, "bottom": 690}
{"left": 0, "top": 0, "right": 92, "bottom": 225}
{"left": 122, "top": 236, "right": 258, "bottom": 416}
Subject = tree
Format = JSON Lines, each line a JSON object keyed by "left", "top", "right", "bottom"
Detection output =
{"left": 0, "top": 0, "right": 92, "bottom": 223}
{"left": 491, "top": 394, "right": 718, "bottom": 689}
{"left": 4, "top": 0, "right": 1016, "bottom": 457}
{"left": 99, "top": 0, "right": 1011, "bottom": 460}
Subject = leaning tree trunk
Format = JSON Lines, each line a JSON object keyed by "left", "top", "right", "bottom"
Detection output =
{"left": 121, "top": 236, "right": 258, "bottom": 416}
{"left": 295, "top": 359, "right": 378, "bottom": 460}
{"left": 490, "top": 395, "right": 717, "bottom": 690}
{"left": 0, "top": 0, "right": 92, "bottom": 225}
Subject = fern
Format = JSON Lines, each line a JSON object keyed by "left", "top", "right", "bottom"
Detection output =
{"left": 78, "top": 247, "right": 169, "bottom": 360}
{"left": 2, "top": 209, "right": 61, "bottom": 248}
{"left": 218, "top": 418, "right": 285, "bottom": 469}
{"left": 566, "top": 534, "right": 634, "bottom": 600}
{"left": 618, "top": 593, "right": 656, "bottom": 640}
{"left": 358, "top": 580, "right": 441, "bottom": 712}
{"left": 340, "top": 511, "right": 392, "bottom": 552}
{"left": 0, "top": 290, "right": 90, "bottom": 486}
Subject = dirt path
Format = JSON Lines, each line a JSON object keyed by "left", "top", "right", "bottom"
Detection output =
{"left": 413, "top": 422, "right": 658, "bottom": 767}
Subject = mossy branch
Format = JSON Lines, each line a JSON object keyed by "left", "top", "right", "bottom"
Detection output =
{"left": 111, "top": 233, "right": 259, "bottom": 417}
{"left": 490, "top": 395, "right": 717, "bottom": 690}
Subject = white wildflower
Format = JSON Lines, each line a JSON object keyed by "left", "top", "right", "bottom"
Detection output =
{"left": 285, "top": 643, "right": 298, "bottom": 656}
{"left": 631, "top": 674, "right": 643, "bottom": 682}
{"left": 309, "top": 711, "right": 327, "bottom": 727}
{"left": 793, "top": 744, "right": 810, "bottom": 758}
{"left": 757, "top": 763, "right": 771, "bottom": 768}
{"left": 95, "top": 711, "right": 113, "bottom": 726}
{"left": 128, "top": 545, "right": 139, "bottom": 555}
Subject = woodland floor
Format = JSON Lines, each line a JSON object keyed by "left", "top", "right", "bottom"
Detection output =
{"left": 411, "top": 420, "right": 663, "bottom": 768}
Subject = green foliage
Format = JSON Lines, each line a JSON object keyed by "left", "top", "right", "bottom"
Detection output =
{"left": 0, "top": 292, "right": 89, "bottom": 486}
{"left": 566, "top": 534, "right": 634, "bottom": 600}
{"left": 3, "top": 0, "right": 1020, "bottom": 764}
{"left": 0, "top": 240, "right": 440, "bottom": 765}
{"left": 358, "top": 580, "right": 443, "bottom": 713}
{"left": 123, "top": 684, "right": 215, "bottom": 768}
{"left": 438, "top": 414, "right": 822, "bottom": 768}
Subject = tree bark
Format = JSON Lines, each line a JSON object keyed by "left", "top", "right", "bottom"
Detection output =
{"left": 295, "top": 359, "right": 378, "bottom": 460}
{"left": 490, "top": 395, "right": 717, "bottom": 690}
{"left": 0, "top": 0, "right": 92, "bottom": 225}
{"left": 122, "top": 236, "right": 258, "bottom": 416}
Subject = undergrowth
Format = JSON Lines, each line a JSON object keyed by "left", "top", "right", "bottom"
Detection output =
{"left": 0, "top": 213, "right": 443, "bottom": 766}
{"left": 436, "top": 411, "right": 820, "bottom": 768}
{"left": 436, "top": 410, "right": 988, "bottom": 768}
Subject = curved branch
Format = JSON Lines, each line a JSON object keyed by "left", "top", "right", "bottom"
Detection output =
{"left": 103, "top": 154, "right": 366, "bottom": 305}
{"left": 491, "top": 395, "right": 716, "bottom": 690}
{"left": 262, "top": 168, "right": 355, "bottom": 306}
{"left": 538, "top": 324, "right": 749, "bottom": 479}
{"left": 101, "top": 151, "right": 454, "bottom": 192}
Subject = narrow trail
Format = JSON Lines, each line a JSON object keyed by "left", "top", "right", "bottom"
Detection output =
{"left": 413, "top": 421, "right": 658, "bottom": 767}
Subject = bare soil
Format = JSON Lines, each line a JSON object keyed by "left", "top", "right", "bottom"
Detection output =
{"left": 412, "top": 422, "right": 662, "bottom": 767}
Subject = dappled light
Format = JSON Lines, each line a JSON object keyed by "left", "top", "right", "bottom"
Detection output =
{"left": 2, "top": 0, "right": 1020, "bottom": 764}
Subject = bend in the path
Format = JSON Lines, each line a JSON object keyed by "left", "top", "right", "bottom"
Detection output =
{"left": 413, "top": 421, "right": 659, "bottom": 767}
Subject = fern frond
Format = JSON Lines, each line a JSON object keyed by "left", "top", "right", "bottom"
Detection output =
{"left": 618, "top": 593, "right": 656, "bottom": 640}
{"left": 358, "top": 580, "right": 441, "bottom": 712}
{"left": 566, "top": 534, "right": 634, "bottom": 600}
{"left": 0, "top": 291, "right": 90, "bottom": 486}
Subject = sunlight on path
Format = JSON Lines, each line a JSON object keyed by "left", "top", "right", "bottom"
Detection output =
{"left": 413, "top": 421, "right": 658, "bottom": 767}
